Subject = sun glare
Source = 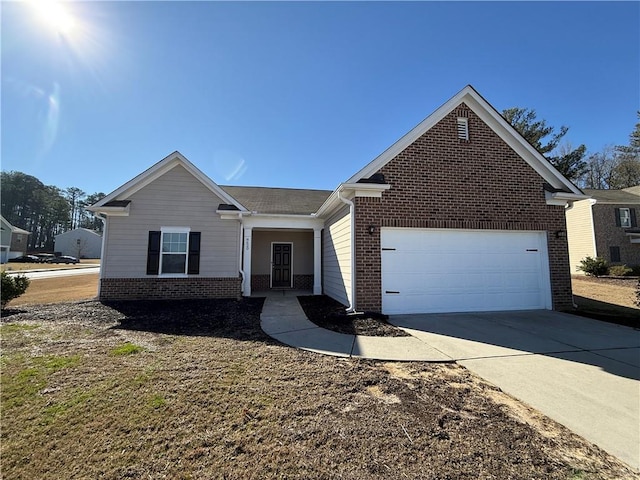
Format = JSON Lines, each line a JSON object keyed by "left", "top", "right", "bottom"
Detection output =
{"left": 29, "top": 0, "right": 77, "bottom": 36}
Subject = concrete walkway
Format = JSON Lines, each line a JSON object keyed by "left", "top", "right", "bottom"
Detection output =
{"left": 259, "top": 291, "right": 452, "bottom": 362}
{"left": 259, "top": 293, "right": 640, "bottom": 471}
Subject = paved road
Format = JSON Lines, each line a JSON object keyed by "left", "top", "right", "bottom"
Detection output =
{"left": 390, "top": 310, "right": 640, "bottom": 471}
{"left": 5, "top": 266, "right": 100, "bottom": 279}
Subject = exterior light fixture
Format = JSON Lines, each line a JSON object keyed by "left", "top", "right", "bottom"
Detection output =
{"left": 368, "top": 225, "right": 376, "bottom": 235}
{"left": 555, "top": 230, "right": 566, "bottom": 239}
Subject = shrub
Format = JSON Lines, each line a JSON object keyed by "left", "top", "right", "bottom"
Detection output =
{"left": 609, "top": 265, "right": 633, "bottom": 277}
{"left": 577, "top": 256, "right": 609, "bottom": 277}
{"left": 1, "top": 271, "right": 30, "bottom": 308}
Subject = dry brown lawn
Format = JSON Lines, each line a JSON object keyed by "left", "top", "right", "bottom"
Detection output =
{"left": 1, "top": 300, "right": 636, "bottom": 479}
{"left": 9, "top": 274, "right": 99, "bottom": 307}
{"left": 1, "top": 259, "right": 100, "bottom": 273}
{"left": 571, "top": 276, "right": 638, "bottom": 309}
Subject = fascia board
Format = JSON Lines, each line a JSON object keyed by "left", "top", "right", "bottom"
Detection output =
{"left": 345, "top": 88, "right": 471, "bottom": 184}
{"left": 92, "top": 151, "right": 248, "bottom": 212}
{"left": 87, "top": 204, "right": 130, "bottom": 216}
{"left": 344, "top": 85, "right": 583, "bottom": 196}
{"left": 315, "top": 183, "right": 391, "bottom": 218}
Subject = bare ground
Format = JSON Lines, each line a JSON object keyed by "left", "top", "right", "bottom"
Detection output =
{"left": 1, "top": 300, "right": 637, "bottom": 480}
{"left": 571, "top": 276, "right": 638, "bottom": 309}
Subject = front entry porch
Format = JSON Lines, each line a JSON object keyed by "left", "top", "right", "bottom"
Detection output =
{"left": 242, "top": 222, "right": 322, "bottom": 297}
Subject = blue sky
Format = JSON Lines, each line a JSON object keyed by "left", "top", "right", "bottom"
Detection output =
{"left": 2, "top": 1, "right": 639, "bottom": 196}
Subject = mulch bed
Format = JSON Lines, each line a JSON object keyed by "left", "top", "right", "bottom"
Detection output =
{"left": 298, "top": 295, "right": 410, "bottom": 337}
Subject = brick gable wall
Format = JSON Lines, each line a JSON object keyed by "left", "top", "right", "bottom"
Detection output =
{"left": 354, "top": 103, "right": 573, "bottom": 312}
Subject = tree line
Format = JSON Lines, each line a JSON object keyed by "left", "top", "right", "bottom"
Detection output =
{"left": 503, "top": 108, "right": 640, "bottom": 188}
{"left": 0, "top": 171, "right": 104, "bottom": 252}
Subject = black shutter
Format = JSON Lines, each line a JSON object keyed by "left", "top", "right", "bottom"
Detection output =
{"left": 630, "top": 208, "right": 637, "bottom": 227}
{"left": 614, "top": 208, "right": 621, "bottom": 227}
{"left": 146, "top": 231, "right": 161, "bottom": 275}
{"left": 187, "top": 232, "right": 201, "bottom": 275}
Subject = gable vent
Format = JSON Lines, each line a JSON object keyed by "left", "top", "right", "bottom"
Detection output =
{"left": 457, "top": 117, "right": 469, "bottom": 140}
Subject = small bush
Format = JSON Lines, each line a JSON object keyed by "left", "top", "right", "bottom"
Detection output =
{"left": 1, "top": 271, "right": 30, "bottom": 308}
{"left": 577, "top": 256, "right": 609, "bottom": 277}
{"left": 609, "top": 265, "right": 633, "bottom": 277}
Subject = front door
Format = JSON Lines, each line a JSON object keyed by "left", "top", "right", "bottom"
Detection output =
{"left": 272, "top": 243, "right": 292, "bottom": 288}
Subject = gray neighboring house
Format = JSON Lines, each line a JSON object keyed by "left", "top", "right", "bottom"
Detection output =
{"left": 565, "top": 187, "right": 640, "bottom": 273}
{"left": 54, "top": 228, "right": 103, "bottom": 259}
{"left": 0, "top": 215, "right": 30, "bottom": 263}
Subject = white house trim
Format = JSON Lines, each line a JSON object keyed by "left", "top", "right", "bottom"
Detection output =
{"left": 345, "top": 85, "right": 585, "bottom": 198}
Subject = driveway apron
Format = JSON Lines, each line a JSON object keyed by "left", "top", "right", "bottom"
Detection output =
{"left": 390, "top": 310, "right": 640, "bottom": 471}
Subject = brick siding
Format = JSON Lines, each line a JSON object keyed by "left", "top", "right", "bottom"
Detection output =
{"left": 251, "top": 274, "right": 314, "bottom": 291}
{"left": 100, "top": 277, "right": 242, "bottom": 301}
{"left": 592, "top": 204, "right": 640, "bottom": 267}
{"left": 354, "top": 103, "right": 573, "bottom": 312}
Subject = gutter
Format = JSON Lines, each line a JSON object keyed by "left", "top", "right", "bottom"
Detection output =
{"left": 96, "top": 213, "right": 107, "bottom": 298}
{"left": 337, "top": 189, "right": 356, "bottom": 313}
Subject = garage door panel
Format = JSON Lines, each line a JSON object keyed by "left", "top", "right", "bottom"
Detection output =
{"left": 381, "top": 228, "right": 551, "bottom": 314}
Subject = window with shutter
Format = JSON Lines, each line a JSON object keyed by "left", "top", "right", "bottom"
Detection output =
{"left": 147, "top": 228, "right": 201, "bottom": 275}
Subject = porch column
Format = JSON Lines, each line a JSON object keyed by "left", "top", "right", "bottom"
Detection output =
{"left": 243, "top": 227, "right": 252, "bottom": 296}
{"left": 313, "top": 227, "right": 322, "bottom": 295}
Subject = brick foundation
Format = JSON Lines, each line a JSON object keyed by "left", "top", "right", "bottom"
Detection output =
{"left": 100, "top": 277, "right": 242, "bottom": 301}
{"left": 353, "top": 103, "right": 573, "bottom": 312}
{"left": 251, "top": 274, "right": 314, "bottom": 291}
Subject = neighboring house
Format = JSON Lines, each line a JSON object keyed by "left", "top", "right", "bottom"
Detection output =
{"left": 566, "top": 187, "right": 640, "bottom": 273}
{"left": 54, "top": 228, "right": 103, "bottom": 259}
{"left": 0, "top": 215, "right": 30, "bottom": 263}
{"left": 89, "top": 85, "right": 586, "bottom": 314}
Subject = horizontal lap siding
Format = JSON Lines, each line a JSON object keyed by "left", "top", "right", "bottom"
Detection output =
{"left": 565, "top": 200, "right": 596, "bottom": 274}
{"left": 103, "top": 165, "right": 239, "bottom": 278}
{"left": 322, "top": 205, "right": 352, "bottom": 307}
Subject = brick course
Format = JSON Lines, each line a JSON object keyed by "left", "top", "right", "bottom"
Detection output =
{"left": 100, "top": 277, "right": 242, "bottom": 301}
{"left": 354, "top": 103, "right": 573, "bottom": 312}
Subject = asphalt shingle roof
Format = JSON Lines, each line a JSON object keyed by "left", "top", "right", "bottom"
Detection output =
{"left": 221, "top": 186, "right": 332, "bottom": 215}
{"left": 583, "top": 188, "right": 640, "bottom": 204}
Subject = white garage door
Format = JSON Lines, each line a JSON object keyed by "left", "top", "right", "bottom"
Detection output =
{"left": 381, "top": 228, "right": 552, "bottom": 314}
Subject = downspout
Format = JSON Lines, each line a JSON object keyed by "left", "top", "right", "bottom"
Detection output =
{"left": 96, "top": 213, "right": 107, "bottom": 299}
{"left": 238, "top": 213, "right": 245, "bottom": 295}
{"left": 338, "top": 189, "right": 356, "bottom": 313}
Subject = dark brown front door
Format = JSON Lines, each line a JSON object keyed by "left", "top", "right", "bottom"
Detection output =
{"left": 272, "top": 243, "right": 292, "bottom": 288}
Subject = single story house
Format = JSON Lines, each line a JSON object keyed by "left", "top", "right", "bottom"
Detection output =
{"left": 89, "top": 85, "right": 586, "bottom": 314}
{"left": 0, "top": 215, "right": 30, "bottom": 263}
{"left": 566, "top": 187, "right": 640, "bottom": 273}
{"left": 54, "top": 228, "right": 103, "bottom": 259}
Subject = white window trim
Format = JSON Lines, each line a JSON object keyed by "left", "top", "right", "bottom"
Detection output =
{"left": 619, "top": 208, "right": 631, "bottom": 228}
{"left": 159, "top": 226, "right": 191, "bottom": 277}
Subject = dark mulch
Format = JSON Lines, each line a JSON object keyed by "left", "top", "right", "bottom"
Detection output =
{"left": 297, "top": 295, "right": 410, "bottom": 337}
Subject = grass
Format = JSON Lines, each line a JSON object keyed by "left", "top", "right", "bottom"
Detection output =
{"left": 110, "top": 342, "right": 145, "bottom": 356}
{"left": 6, "top": 273, "right": 99, "bottom": 307}
{"left": 0, "top": 300, "right": 635, "bottom": 480}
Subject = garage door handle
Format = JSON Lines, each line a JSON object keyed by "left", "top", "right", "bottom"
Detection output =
{"left": 381, "top": 248, "right": 396, "bottom": 251}
{"left": 526, "top": 249, "right": 538, "bottom": 252}
{"left": 385, "top": 290, "right": 400, "bottom": 294}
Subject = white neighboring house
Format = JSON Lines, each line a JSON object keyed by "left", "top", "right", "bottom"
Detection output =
{"left": 0, "top": 215, "right": 30, "bottom": 263}
{"left": 54, "top": 228, "right": 103, "bottom": 259}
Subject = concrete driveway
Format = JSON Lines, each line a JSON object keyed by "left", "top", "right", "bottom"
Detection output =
{"left": 390, "top": 310, "right": 640, "bottom": 471}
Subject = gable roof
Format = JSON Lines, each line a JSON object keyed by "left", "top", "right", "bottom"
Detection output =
{"left": 89, "top": 151, "right": 247, "bottom": 212}
{"left": 0, "top": 215, "right": 30, "bottom": 235}
{"left": 221, "top": 186, "right": 332, "bottom": 215}
{"left": 345, "top": 85, "right": 584, "bottom": 196}
{"left": 583, "top": 188, "right": 640, "bottom": 204}
{"left": 55, "top": 228, "right": 102, "bottom": 238}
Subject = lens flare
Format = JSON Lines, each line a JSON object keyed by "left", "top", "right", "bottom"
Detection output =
{"left": 29, "top": 0, "right": 76, "bottom": 36}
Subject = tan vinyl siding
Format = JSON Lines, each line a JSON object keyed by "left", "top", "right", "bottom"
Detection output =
{"left": 566, "top": 199, "right": 596, "bottom": 274}
{"left": 103, "top": 164, "right": 239, "bottom": 278}
{"left": 322, "top": 205, "right": 352, "bottom": 307}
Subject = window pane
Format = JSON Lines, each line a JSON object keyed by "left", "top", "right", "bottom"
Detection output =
{"left": 162, "top": 254, "right": 186, "bottom": 274}
{"left": 162, "top": 232, "right": 188, "bottom": 253}
{"left": 620, "top": 209, "right": 631, "bottom": 227}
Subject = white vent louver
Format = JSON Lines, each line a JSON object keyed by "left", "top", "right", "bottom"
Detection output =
{"left": 457, "top": 117, "right": 469, "bottom": 140}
